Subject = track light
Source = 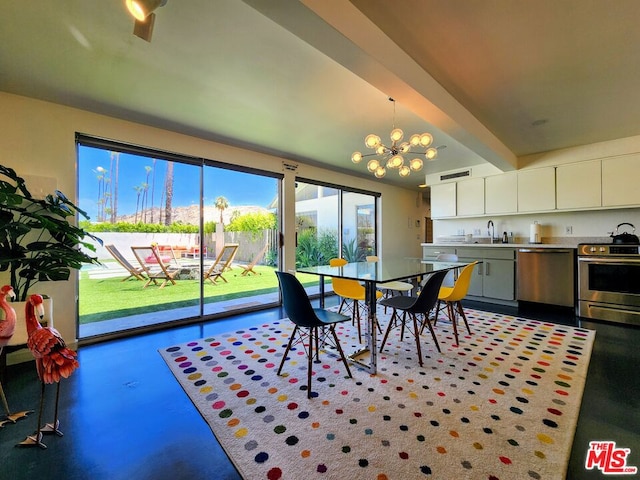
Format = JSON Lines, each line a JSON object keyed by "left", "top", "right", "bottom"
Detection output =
{"left": 126, "top": 0, "right": 166, "bottom": 42}
{"left": 125, "top": 0, "right": 167, "bottom": 21}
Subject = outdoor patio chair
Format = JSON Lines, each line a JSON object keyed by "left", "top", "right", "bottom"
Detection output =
{"left": 203, "top": 243, "right": 239, "bottom": 284}
{"left": 155, "top": 244, "right": 181, "bottom": 266}
{"left": 237, "top": 244, "right": 269, "bottom": 276}
{"left": 105, "top": 244, "right": 147, "bottom": 281}
{"left": 131, "top": 246, "right": 179, "bottom": 289}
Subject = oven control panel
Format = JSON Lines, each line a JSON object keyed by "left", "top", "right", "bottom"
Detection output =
{"left": 579, "top": 244, "right": 640, "bottom": 256}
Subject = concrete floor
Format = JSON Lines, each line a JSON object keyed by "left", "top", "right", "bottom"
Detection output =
{"left": 0, "top": 299, "right": 638, "bottom": 480}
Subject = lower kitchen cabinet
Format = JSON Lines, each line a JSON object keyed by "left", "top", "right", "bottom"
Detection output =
{"left": 456, "top": 248, "right": 516, "bottom": 303}
{"left": 422, "top": 246, "right": 457, "bottom": 261}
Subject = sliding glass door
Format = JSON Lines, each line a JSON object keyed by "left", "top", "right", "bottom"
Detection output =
{"left": 202, "top": 163, "right": 279, "bottom": 316}
{"left": 294, "top": 179, "right": 379, "bottom": 294}
{"left": 342, "top": 191, "right": 376, "bottom": 261}
{"left": 77, "top": 137, "right": 280, "bottom": 339}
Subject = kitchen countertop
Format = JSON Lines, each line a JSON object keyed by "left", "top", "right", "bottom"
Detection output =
{"left": 422, "top": 242, "right": 577, "bottom": 249}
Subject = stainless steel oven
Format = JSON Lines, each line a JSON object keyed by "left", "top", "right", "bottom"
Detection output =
{"left": 578, "top": 243, "right": 640, "bottom": 326}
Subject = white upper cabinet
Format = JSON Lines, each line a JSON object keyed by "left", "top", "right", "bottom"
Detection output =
{"left": 456, "top": 177, "right": 485, "bottom": 216}
{"left": 556, "top": 159, "right": 602, "bottom": 209}
{"left": 602, "top": 154, "right": 640, "bottom": 207}
{"left": 485, "top": 172, "right": 517, "bottom": 214}
{"left": 518, "top": 167, "right": 556, "bottom": 212}
{"left": 430, "top": 182, "right": 456, "bottom": 218}
{"left": 428, "top": 155, "right": 640, "bottom": 220}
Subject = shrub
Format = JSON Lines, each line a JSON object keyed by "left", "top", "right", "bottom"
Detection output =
{"left": 81, "top": 220, "right": 198, "bottom": 234}
{"left": 296, "top": 228, "right": 338, "bottom": 267}
{"left": 227, "top": 212, "right": 276, "bottom": 233}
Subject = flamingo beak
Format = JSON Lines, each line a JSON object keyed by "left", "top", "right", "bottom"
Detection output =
{"left": 9, "top": 290, "right": 16, "bottom": 300}
{"left": 36, "top": 303, "right": 45, "bottom": 320}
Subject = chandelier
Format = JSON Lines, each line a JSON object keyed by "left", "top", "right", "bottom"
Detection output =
{"left": 351, "top": 98, "right": 438, "bottom": 178}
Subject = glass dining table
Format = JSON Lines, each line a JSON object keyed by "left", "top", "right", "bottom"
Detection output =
{"left": 297, "top": 258, "right": 469, "bottom": 374}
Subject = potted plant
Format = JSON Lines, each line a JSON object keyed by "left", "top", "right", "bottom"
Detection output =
{"left": 0, "top": 164, "right": 102, "bottom": 305}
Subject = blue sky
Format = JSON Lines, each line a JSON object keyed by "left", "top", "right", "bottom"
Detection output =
{"left": 78, "top": 145, "right": 277, "bottom": 221}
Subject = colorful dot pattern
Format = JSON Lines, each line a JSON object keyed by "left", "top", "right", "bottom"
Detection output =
{"left": 160, "top": 308, "right": 595, "bottom": 479}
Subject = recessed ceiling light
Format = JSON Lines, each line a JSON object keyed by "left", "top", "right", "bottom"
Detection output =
{"left": 532, "top": 119, "right": 548, "bottom": 127}
{"left": 418, "top": 183, "right": 428, "bottom": 188}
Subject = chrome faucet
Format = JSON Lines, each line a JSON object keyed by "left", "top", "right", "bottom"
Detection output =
{"left": 487, "top": 220, "right": 495, "bottom": 242}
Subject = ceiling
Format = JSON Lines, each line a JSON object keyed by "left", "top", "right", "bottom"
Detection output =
{"left": 1, "top": 0, "right": 639, "bottom": 192}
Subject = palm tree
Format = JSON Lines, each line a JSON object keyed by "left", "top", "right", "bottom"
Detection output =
{"left": 141, "top": 165, "right": 152, "bottom": 222}
{"left": 93, "top": 166, "right": 106, "bottom": 222}
{"left": 134, "top": 185, "right": 143, "bottom": 223}
{"left": 150, "top": 159, "right": 157, "bottom": 223}
{"left": 215, "top": 196, "right": 229, "bottom": 224}
{"left": 164, "top": 161, "right": 174, "bottom": 226}
{"left": 111, "top": 152, "right": 119, "bottom": 223}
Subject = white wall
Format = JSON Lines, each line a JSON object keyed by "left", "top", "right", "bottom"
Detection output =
{"left": 0, "top": 92, "right": 426, "bottom": 345}
{"left": 434, "top": 208, "right": 640, "bottom": 243}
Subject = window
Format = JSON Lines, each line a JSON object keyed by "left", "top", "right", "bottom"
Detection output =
{"left": 294, "top": 178, "right": 379, "bottom": 293}
{"left": 76, "top": 135, "right": 281, "bottom": 339}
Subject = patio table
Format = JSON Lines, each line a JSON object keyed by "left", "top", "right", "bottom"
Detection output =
{"left": 297, "top": 258, "right": 468, "bottom": 374}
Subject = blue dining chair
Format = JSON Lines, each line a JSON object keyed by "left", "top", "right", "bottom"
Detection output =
{"left": 378, "top": 269, "right": 448, "bottom": 366}
{"left": 275, "top": 271, "right": 353, "bottom": 399}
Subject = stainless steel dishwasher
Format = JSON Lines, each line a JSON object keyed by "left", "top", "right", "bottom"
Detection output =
{"left": 517, "top": 248, "right": 576, "bottom": 307}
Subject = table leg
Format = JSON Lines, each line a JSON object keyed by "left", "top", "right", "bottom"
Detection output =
{"left": 347, "top": 280, "right": 377, "bottom": 374}
{"left": 318, "top": 274, "right": 325, "bottom": 308}
{"left": 365, "top": 280, "right": 377, "bottom": 374}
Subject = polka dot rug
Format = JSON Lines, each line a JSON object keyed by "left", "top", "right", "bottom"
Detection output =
{"left": 159, "top": 307, "right": 595, "bottom": 480}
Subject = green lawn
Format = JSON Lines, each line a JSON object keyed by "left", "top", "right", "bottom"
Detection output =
{"left": 79, "top": 265, "right": 323, "bottom": 324}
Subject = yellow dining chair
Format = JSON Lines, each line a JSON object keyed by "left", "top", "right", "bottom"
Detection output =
{"left": 329, "top": 258, "right": 382, "bottom": 343}
{"left": 433, "top": 261, "right": 478, "bottom": 345}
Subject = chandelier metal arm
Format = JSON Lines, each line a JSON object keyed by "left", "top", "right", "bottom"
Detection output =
{"left": 350, "top": 98, "right": 438, "bottom": 179}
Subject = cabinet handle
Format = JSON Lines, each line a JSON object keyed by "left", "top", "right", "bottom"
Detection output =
{"left": 477, "top": 264, "right": 483, "bottom": 276}
{"left": 485, "top": 262, "right": 490, "bottom": 276}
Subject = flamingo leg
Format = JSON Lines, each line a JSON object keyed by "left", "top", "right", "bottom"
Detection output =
{"left": 17, "top": 381, "right": 47, "bottom": 449}
{"left": 41, "top": 382, "right": 63, "bottom": 436}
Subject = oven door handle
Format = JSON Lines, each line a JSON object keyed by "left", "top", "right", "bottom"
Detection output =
{"left": 578, "top": 256, "right": 640, "bottom": 265}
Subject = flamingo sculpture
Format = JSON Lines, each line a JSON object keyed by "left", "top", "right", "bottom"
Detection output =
{"left": 18, "top": 294, "right": 79, "bottom": 449}
{"left": 0, "top": 285, "right": 32, "bottom": 427}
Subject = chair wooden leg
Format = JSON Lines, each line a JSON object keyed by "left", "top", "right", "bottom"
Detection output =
{"left": 354, "top": 300, "right": 362, "bottom": 344}
{"left": 421, "top": 313, "right": 442, "bottom": 353}
{"left": 338, "top": 298, "right": 347, "bottom": 314}
{"left": 456, "top": 301, "right": 471, "bottom": 335}
{"left": 373, "top": 306, "right": 383, "bottom": 334}
{"left": 399, "top": 311, "right": 407, "bottom": 341}
{"left": 433, "top": 300, "right": 443, "bottom": 326}
{"left": 423, "top": 300, "right": 443, "bottom": 335}
{"left": 447, "top": 302, "right": 460, "bottom": 345}
{"left": 329, "top": 326, "right": 352, "bottom": 379}
{"left": 314, "top": 326, "right": 321, "bottom": 362}
{"left": 410, "top": 313, "right": 424, "bottom": 367}
{"left": 277, "top": 325, "right": 299, "bottom": 376}
{"left": 382, "top": 289, "right": 389, "bottom": 314}
{"left": 379, "top": 309, "right": 399, "bottom": 353}
{"left": 307, "top": 327, "right": 315, "bottom": 399}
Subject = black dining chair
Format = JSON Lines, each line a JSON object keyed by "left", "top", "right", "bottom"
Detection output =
{"left": 275, "top": 271, "right": 353, "bottom": 399}
{"left": 378, "top": 269, "right": 448, "bottom": 366}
